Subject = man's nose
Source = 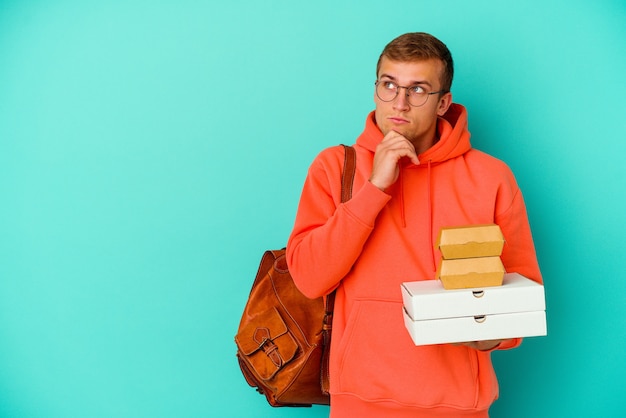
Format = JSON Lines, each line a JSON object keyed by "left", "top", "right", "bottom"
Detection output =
{"left": 393, "top": 87, "right": 410, "bottom": 110}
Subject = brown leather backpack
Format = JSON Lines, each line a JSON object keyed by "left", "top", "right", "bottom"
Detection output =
{"left": 235, "top": 145, "right": 356, "bottom": 407}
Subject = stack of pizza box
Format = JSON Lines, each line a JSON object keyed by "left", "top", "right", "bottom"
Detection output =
{"left": 401, "top": 224, "right": 547, "bottom": 346}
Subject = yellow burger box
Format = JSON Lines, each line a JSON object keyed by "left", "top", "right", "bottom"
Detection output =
{"left": 436, "top": 224, "right": 505, "bottom": 259}
{"left": 436, "top": 257, "right": 505, "bottom": 289}
{"left": 401, "top": 273, "right": 546, "bottom": 346}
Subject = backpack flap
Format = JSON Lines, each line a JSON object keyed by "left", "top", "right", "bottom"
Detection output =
{"left": 235, "top": 307, "right": 298, "bottom": 381}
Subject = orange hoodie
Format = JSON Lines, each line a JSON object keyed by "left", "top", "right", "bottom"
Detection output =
{"left": 287, "top": 104, "right": 542, "bottom": 417}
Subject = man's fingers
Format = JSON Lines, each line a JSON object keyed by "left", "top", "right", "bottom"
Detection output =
{"left": 370, "top": 132, "right": 420, "bottom": 190}
{"left": 377, "top": 133, "right": 419, "bottom": 164}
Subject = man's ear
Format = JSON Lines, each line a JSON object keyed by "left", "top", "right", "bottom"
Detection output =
{"left": 436, "top": 92, "right": 453, "bottom": 116}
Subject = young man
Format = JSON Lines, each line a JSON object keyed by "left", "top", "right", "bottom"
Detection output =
{"left": 286, "top": 33, "right": 542, "bottom": 418}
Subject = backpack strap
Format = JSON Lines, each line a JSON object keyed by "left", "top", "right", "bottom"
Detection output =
{"left": 341, "top": 144, "right": 356, "bottom": 204}
{"left": 321, "top": 144, "right": 356, "bottom": 394}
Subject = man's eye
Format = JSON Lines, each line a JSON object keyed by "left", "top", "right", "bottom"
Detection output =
{"left": 409, "top": 86, "right": 425, "bottom": 94}
{"left": 383, "top": 81, "right": 397, "bottom": 90}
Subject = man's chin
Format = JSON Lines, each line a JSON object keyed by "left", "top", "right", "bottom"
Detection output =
{"left": 391, "top": 128, "right": 416, "bottom": 142}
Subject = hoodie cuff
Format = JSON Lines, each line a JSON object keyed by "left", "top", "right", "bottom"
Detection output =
{"left": 343, "top": 180, "right": 391, "bottom": 227}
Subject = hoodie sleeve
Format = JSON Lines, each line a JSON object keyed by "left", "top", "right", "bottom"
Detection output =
{"left": 493, "top": 171, "right": 543, "bottom": 351}
{"left": 496, "top": 183, "right": 543, "bottom": 285}
{"left": 286, "top": 146, "right": 390, "bottom": 299}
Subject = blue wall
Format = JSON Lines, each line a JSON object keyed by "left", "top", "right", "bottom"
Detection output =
{"left": 1, "top": 1, "right": 624, "bottom": 416}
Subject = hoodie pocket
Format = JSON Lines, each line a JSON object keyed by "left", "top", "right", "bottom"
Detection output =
{"left": 335, "top": 299, "right": 481, "bottom": 409}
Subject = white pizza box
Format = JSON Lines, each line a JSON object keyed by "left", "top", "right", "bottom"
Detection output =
{"left": 401, "top": 273, "right": 545, "bottom": 321}
{"left": 403, "top": 308, "right": 547, "bottom": 346}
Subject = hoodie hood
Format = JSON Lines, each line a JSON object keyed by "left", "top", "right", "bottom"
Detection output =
{"left": 356, "top": 103, "right": 471, "bottom": 163}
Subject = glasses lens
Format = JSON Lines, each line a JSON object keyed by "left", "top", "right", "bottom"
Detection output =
{"left": 376, "top": 81, "right": 397, "bottom": 102}
{"left": 407, "top": 88, "right": 428, "bottom": 107}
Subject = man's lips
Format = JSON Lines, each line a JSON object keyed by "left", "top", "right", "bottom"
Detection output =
{"left": 388, "top": 116, "right": 409, "bottom": 124}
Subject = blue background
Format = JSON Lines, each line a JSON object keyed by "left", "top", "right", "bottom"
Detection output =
{"left": 1, "top": 0, "right": 625, "bottom": 416}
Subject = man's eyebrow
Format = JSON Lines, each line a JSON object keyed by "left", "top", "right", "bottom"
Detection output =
{"left": 378, "top": 74, "right": 433, "bottom": 87}
{"left": 379, "top": 73, "right": 397, "bottom": 81}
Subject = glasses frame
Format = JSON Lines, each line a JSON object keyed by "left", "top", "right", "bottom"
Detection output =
{"left": 375, "top": 80, "right": 447, "bottom": 107}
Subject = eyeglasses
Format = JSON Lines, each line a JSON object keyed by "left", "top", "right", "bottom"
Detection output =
{"left": 375, "top": 80, "right": 447, "bottom": 107}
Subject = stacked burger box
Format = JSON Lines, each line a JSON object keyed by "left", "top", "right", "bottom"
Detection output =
{"left": 401, "top": 224, "right": 547, "bottom": 346}
{"left": 436, "top": 224, "right": 507, "bottom": 290}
